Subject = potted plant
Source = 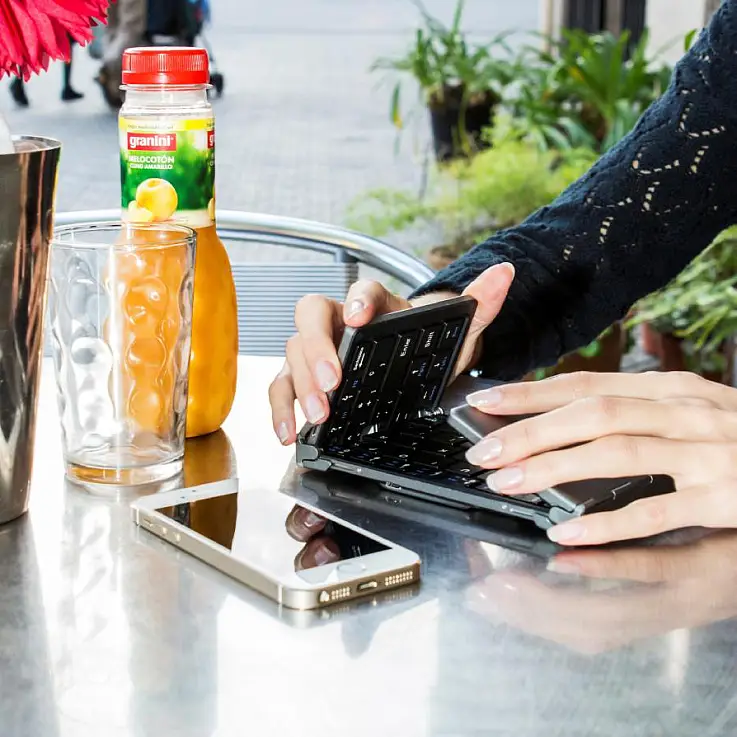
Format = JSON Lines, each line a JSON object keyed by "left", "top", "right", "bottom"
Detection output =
{"left": 371, "top": 0, "right": 515, "bottom": 162}
{"left": 629, "top": 226, "right": 737, "bottom": 384}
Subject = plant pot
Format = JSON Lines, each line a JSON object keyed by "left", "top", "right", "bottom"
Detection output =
{"left": 640, "top": 322, "right": 662, "bottom": 357}
{"left": 645, "top": 326, "right": 733, "bottom": 384}
{"left": 426, "top": 245, "right": 459, "bottom": 271}
{"left": 429, "top": 89, "right": 497, "bottom": 163}
{"left": 525, "top": 323, "right": 624, "bottom": 380}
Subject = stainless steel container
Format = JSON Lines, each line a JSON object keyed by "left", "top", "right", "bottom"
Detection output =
{"left": 0, "top": 136, "right": 61, "bottom": 525}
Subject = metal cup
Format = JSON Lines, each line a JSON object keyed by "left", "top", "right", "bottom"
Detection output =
{"left": 0, "top": 136, "right": 61, "bottom": 524}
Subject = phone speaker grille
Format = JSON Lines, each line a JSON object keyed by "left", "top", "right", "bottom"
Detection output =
{"left": 384, "top": 570, "right": 414, "bottom": 587}
{"left": 330, "top": 586, "right": 351, "bottom": 601}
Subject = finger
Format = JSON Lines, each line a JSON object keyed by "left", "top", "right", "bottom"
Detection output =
{"left": 548, "top": 540, "right": 712, "bottom": 583}
{"left": 286, "top": 335, "right": 328, "bottom": 425}
{"left": 294, "top": 294, "right": 344, "bottom": 394}
{"left": 268, "top": 361, "right": 297, "bottom": 445}
{"left": 285, "top": 505, "right": 328, "bottom": 542}
{"left": 294, "top": 536, "right": 341, "bottom": 571}
{"left": 467, "top": 370, "right": 737, "bottom": 415}
{"left": 343, "top": 279, "right": 408, "bottom": 327}
{"left": 546, "top": 485, "right": 734, "bottom": 546}
{"left": 466, "top": 396, "right": 737, "bottom": 469}
{"left": 454, "top": 262, "right": 515, "bottom": 377}
{"left": 485, "top": 436, "right": 737, "bottom": 495}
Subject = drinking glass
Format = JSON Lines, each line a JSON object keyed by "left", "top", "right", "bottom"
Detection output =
{"left": 48, "top": 221, "right": 196, "bottom": 487}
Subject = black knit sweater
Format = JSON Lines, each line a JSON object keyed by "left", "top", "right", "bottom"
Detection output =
{"left": 412, "top": 0, "right": 737, "bottom": 380}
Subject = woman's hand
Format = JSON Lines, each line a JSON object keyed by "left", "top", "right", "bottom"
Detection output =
{"left": 464, "top": 371, "right": 737, "bottom": 546}
{"left": 467, "top": 529, "right": 737, "bottom": 653}
{"left": 268, "top": 263, "right": 515, "bottom": 445}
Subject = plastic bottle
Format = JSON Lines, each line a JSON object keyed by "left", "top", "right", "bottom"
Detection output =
{"left": 119, "top": 46, "right": 238, "bottom": 438}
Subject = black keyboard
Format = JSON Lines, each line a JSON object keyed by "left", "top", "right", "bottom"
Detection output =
{"left": 300, "top": 296, "right": 546, "bottom": 508}
{"left": 325, "top": 416, "right": 546, "bottom": 507}
{"left": 323, "top": 319, "right": 465, "bottom": 447}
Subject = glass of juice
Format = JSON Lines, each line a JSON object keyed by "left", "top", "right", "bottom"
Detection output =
{"left": 48, "top": 221, "right": 196, "bottom": 488}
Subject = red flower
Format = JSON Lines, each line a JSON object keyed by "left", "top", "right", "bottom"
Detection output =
{"left": 0, "top": 0, "right": 112, "bottom": 80}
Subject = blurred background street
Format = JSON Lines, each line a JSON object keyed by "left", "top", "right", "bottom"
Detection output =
{"left": 0, "top": 0, "right": 537, "bottom": 229}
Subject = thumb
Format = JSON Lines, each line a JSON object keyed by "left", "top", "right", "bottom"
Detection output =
{"left": 463, "top": 262, "right": 515, "bottom": 341}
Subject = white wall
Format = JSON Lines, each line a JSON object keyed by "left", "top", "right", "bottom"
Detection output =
{"left": 645, "top": 0, "right": 707, "bottom": 64}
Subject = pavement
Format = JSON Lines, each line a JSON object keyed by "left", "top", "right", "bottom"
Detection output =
{"left": 1, "top": 0, "right": 538, "bottom": 273}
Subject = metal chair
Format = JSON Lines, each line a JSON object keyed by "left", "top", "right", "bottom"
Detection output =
{"left": 52, "top": 210, "right": 435, "bottom": 356}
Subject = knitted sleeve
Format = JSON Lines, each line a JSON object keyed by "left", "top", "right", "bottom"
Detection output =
{"left": 412, "top": 0, "right": 737, "bottom": 380}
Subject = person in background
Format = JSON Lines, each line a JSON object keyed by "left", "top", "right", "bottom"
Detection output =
{"left": 9, "top": 36, "right": 83, "bottom": 107}
{"left": 269, "top": 0, "right": 737, "bottom": 547}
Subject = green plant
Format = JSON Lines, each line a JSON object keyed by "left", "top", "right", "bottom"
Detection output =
{"left": 508, "top": 29, "right": 672, "bottom": 153}
{"left": 630, "top": 226, "right": 737, "bottom": 373}
{"left": 346, "top": 117, "right": 596, "bottom": 254}
{"left": 371, "top": 0, "right": 514, "bottom": 130}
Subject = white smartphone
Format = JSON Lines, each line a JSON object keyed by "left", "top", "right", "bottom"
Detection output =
{"left": 131, "top": 479, "right": 421, "bottom": 610}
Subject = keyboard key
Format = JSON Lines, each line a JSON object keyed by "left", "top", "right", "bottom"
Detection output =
{"left": 374, "top": 391, "right": 401, "bottom": 423}
{"left": 417, "top": 324, "right": 442, "bottom": 356}
{"left": 364, "top": 337, "right": 396, "bottom": 389}
{"left": 427, "top": 352, "right": 452, "bottom": 381}
{"left": 385, "top": 332, "right": 418, "bottom": 389}
{"left": 407, "top": 357, "right": 430, "bottom": 383}
{"left": 439, "top": 319, "right": 465, "bottom": 350}
{"left": 418, "top": 381, "right": 441, "bottom": 408}
{"left": 447, "top": 461, "right": 478, "bottom": 476}
{"left": 346, "top": 342, "right": 373, "bottom": 379}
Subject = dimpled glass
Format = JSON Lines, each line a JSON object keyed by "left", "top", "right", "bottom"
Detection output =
{"left": 49, "top": 222, "right": 196, "bottom": 487}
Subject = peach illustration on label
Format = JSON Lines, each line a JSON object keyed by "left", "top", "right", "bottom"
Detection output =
{"left": 135, "top": 178, "right": 178, "bottom": 221}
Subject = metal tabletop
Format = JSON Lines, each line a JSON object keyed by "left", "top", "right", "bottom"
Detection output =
{"left": 3, "top": 356, "right": 737, "bottom": 737}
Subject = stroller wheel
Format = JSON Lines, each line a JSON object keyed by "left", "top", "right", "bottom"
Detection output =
{"left": 210, "top": 72, "right": 224, "bottom": 98}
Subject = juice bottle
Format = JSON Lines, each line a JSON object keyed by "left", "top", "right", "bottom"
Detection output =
{"left": 119, "top": 47, "right": 238, "bottom": 438}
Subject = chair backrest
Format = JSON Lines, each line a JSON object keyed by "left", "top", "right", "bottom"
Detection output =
{"left": 232, "top": 262, "right": 358, "bottom": 356}
{"left": 48, "top": 210, "right": 435, "bottom": 359}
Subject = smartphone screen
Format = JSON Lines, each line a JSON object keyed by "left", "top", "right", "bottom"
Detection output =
{"left": 156, "top": 488, "right": 388, "bottom": 580}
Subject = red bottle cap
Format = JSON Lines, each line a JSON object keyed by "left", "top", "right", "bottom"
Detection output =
{"left": 122, "top": 47, "right": 209, "bottom": 86}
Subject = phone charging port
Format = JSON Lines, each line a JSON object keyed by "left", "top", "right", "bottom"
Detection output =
{"left": 357, "top": 580, "right": 379, "bottom": 592}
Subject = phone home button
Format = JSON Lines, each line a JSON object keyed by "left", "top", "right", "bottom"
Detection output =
{"left": 337, "top": 561, "right": 365, "bottom": 576}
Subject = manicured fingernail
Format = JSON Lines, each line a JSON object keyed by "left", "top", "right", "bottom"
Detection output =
{"left": 305, "top": 394, "right": 325, "bottom": 424}
{"left": 546, "top": 559, "right": 581, "bottom": 574}
{"left": 466, "top": 437, "right": 503, "bottom": 465}
{"left": 346, "top": 299, "right": 365, "bottom": 319}
{"left": 303, "top": 511, "right": 324, "bottom": 529}
{"left": 315, "top": 360, "right": 338, "bottom": 392}
{"left": 314, "top": 541, "right": 339, "bottom": 566}
{"left": 547, "top": 523, "right": 585, "bottom": 543}
{"left": 487, "top": 467, "right": 524, "bottom": 491}
{"left": 467, "top": 388, "right": 503, "bottom": 408}
{"left": 277, "top": 422, "right": 290, "bottom": 444}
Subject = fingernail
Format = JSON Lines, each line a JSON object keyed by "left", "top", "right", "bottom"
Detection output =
{"left": 467, "top": 388, "right": 503, "bottom": 408}
{"left": 305, "top": 394, "right": 325, "bottom": 424}
{"left": 315, "top": 361, "right": 338, "bottom": 392}
{"left": 546, "top": 559, "right": 581, "bottom": 574}
{"left": 466, "top": 437, "right": 503, "bottom": 465}
{"left": 346, "top": 299, "right": 365, "bottom": 319}
{"left": 277, "top": 422, "right": 290, "bottom": 444}
{"left": 487, "top": 467, "right": 524, "bottom": 491}
{"left": 303, "top": 512, "right": 324, "bottom": 529}
{"left": 547, "top": 523, "right": 585, "bottom": 543}
{"left": 496, "top": 262, "right": 515, "bottom": 277}
{"left": 314, "top": 541, "right": 339, "bottom": 566}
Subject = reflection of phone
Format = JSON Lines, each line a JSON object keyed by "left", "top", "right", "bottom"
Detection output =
{"left": 131, "top": 480, "right": 421, "bottom": 611}
{"left": 295, "top": 470, "right": 562, "bottom": 559}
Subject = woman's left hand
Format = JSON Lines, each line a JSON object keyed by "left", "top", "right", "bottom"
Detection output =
{"left": 465, "top": 371, "right": 737, "bottom": 546}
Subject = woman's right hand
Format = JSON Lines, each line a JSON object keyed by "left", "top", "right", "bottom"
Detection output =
{"left": 268, "top": 262, "right": 515, "bottom": 445}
